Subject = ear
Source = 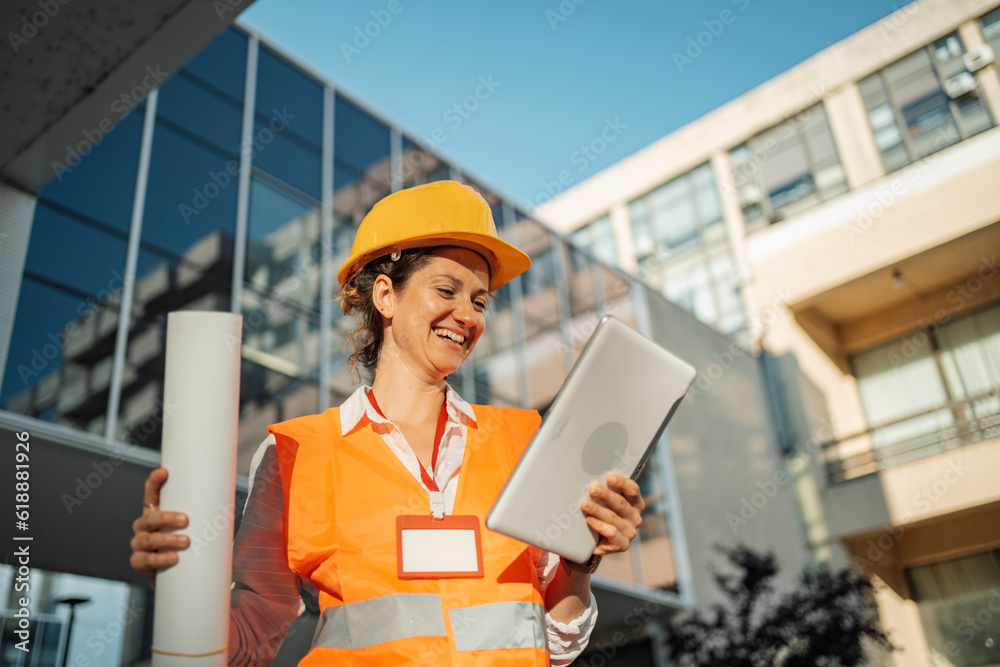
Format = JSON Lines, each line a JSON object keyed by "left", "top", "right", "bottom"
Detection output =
{"left": 372, "top": 274, "right": 395, "bottom": 319}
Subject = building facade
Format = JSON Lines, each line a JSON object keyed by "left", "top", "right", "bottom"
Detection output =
{"left": 0, "top": 11, "right": 807, "bottom": 667}
{"left": 539, "top": 0, "right": 1000, "bottom": 664}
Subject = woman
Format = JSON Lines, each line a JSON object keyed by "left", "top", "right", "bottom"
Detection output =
{"left": 131, "top": 181, "right": 645, "bottom": 665}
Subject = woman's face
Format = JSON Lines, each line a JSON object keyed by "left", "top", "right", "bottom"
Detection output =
{"left": 381, "top": 247, "right": 490, "bottom": 380}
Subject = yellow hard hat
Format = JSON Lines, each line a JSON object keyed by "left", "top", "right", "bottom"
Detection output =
{"left": 337, "top": 180, "right": 531, "bottom": 292}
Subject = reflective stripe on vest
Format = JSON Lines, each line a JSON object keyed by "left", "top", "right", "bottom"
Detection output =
{"left": 450, "top": 601, "right": 547, "bottom": 651}
{"left": 312, "top": 595, "right": 547, "bottom": 652}
{"left": 312, "top": 593, "right": 446, "bottom": 650}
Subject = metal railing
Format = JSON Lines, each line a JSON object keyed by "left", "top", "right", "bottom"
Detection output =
{"left": 820, "top": 388, "right": 1000, "bottom": 483}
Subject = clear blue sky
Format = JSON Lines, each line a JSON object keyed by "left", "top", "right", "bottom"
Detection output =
{"left": 240, "top": 0, "right": 917, "bottom": 212}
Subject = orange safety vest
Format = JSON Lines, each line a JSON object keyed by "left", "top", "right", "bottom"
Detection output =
{"left": 268, "top": 404, "right": 550, "bottom": 666}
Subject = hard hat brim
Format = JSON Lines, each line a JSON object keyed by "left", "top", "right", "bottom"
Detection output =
{"left": 337, "top": 232, "right": 531, "bottom": 292}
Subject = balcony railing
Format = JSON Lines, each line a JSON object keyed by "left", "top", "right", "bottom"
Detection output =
{"left": 820, "top": 388, "right": 1000, "bottom": 483}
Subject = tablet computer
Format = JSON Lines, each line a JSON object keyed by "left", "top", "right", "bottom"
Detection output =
{"left": 485, "top": 315, "right": 697, "bottom": 563}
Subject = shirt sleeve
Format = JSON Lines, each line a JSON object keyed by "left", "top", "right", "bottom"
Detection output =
{"left": 228, "top": 435, "right": 305, "bottom": 667}
{"left": 537, "top": 550, "right": 598, "bottom": 665}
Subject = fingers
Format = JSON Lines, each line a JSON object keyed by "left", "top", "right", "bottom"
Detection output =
{"left": 131, "top": 469, "right": 189, "bottom": 581}
{"left": 132, "top": 509, "right": 188, "bottom": 536}
{"left": 129, "top": 528, "right": 190, "bottom": 554}
{"left": 129, "top": 549, "right": 180, "bottom": 575}
{"left": 143, "top": 467, "right": 168, "bottom": 511}
{"left": 579, "top": 473, "right": 646, "bottom": 555}
{"left": 607, "top": 472, "right": 645, "bottom": 513}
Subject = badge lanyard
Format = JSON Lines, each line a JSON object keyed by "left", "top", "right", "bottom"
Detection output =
{"left": 368, "top": 390, "right": 485, "bottom": 579}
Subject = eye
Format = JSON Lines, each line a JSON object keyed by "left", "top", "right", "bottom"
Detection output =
{"left": 437, "top": 288, "right": 454, "bottom": 297}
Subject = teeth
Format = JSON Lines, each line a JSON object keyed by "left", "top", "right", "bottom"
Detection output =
{"left": 433, "top": 328, "right": 465, "bottom": 344}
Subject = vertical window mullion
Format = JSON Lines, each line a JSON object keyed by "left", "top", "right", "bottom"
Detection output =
{"left": 231, "top": 34, "right": 259, "bottom": 315}
{"left": 881, "top": 69, "right": 918, "bottom": 163}
{"left": 751, "top": 136, "right": 774, "bottom": 222}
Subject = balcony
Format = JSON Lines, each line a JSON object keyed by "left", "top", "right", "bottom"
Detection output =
{"left": 821, "top": 387, "right": 1000, "bottom": 483}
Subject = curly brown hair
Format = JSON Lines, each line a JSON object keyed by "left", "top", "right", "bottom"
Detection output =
{"left": 337, "top": 248, "right": 435, "bottom": 381}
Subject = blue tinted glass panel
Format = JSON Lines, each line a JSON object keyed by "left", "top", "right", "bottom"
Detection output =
{"left": 255, "top": 46, "right": 323, "bottom": 146}
{"left": 39, "top": 109, "right": 144, "bottom": 234}
{"left": 402, "top": 137, "right": 450, "bottom": 187}
{"left": 140, "top": 121, "right": 237, "bottom": 278}
{"left": 334, "top": 95, "right": 390, "bottom": 172}
{"left": 251, "top": 116, "right": 322, "bottom": 199}
{"left": 246, "top": 178, "right": 321, "bottom": 310}
{"left": 182, "top": 27, "right": 248, "bottom": 102}
{"left": 2, "top": 204, "right": 127, "bottom": 433}
{"left": 157, "top": 72, "right": 242, "bottom": 155}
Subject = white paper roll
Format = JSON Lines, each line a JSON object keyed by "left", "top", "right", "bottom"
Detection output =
{"left": 153, "top": 311, "right": 242, "bottom": 667}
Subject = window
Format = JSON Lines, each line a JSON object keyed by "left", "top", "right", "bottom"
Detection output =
{"left": 907, "top": 549, "right": 1000, "bottom": 667}
{"left": 729, "top": 104, "right": 847, "bottom": 227}
{"left": 254, "top": 46, "right": 323, "bottom": 199}
{"left": 859, "top": 32, "right": 994, "bottom": 173}
{"left": 983, "top": 9, "right": 1000, "bottom": 64}
{"left": 569, "top": 214, "right": 618, "bottom": 269}
{"left": 333, "top": 94, "right": 392, "bottom": 225}
{"left": 660, "top": 251, "right": 745, "bottom": 335}
{"left": 628, "top": 162, "right": 725, "bottom": 269}
{"left": 852, "top": 302, "right": 1000, "bottom": 466}
{"left": 1, "top": 103, "right": 144, "bottom": 435}
{"left": 401, "top": 137, "right": 451, "bottom": 188}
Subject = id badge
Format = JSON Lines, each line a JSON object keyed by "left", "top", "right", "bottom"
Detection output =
{"left": 396, "top": 515, "right": 485, "bottom": 579}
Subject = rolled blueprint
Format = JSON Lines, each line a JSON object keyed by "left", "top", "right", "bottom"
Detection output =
{"left": 153, "top": 311, "right": 242, "bottom": 667}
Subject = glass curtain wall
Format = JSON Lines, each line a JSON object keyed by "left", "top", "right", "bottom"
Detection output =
{"left": 569, "top": 214, "right": 618, "bottom": 268}
{"left": 330, "top": 95, "right": 393, "bottom": 401}
{"left": 627, "top": 162, "right": 745, "bottom": 335}
{"left": 0, "top": 104, "right": 144, "bottom": 435}
{"left": 117, "top": 30, "right": 247, "bottom": 447}
{"left": 238, "top": 44, "right": 324, "bottom": 454}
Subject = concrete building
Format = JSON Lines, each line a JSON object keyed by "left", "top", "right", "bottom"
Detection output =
{"left": 0, "top": 3, "right": 807, "bottom": 666}
{"left": 539, "top": 0, "right": 1000, "bottom": 664}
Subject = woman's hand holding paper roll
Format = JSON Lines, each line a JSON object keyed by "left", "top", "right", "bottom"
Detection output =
{"left": 129, "top": 467, "right": 190, "bottom": 586}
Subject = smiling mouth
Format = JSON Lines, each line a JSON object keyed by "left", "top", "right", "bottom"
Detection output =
{"left": 433, "top": 328, "right": 466, "bottom": 345}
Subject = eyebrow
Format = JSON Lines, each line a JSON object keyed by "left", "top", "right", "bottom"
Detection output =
{"left": 435, "top": 273, "right": 489, "bottom": 296}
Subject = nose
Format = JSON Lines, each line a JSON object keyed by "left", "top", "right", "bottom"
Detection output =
{"left": 452, "top": 298, "right": 477, "bottom": 330}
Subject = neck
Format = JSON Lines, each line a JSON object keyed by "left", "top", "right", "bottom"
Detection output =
{"left": 370, "top": 347, "right": 447, "bottom": 426}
